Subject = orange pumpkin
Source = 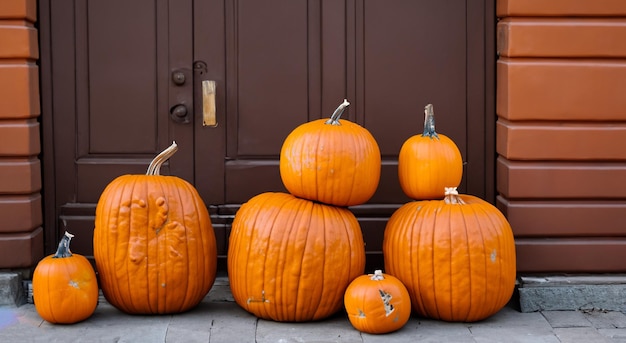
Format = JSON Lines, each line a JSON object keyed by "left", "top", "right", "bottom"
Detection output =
{"left": 344, "top": 270, "right": 411, "bottom": 334}
{"left": 33, "top": 231, "right": 98, "bottom": 324}
{"left": 93, "top": 142, "right": 217, "bottom": 314}
{"left": 228, "top": 192, "right": 366, "bottom": 322}
{"left": 398, "top": 104, "right": 463, "bottom": 200}
{"left": 280, "top": 99, "right": 381, "bottom": 207}
{"left": 383, "top": 187, "right": 516, "bottom": 322}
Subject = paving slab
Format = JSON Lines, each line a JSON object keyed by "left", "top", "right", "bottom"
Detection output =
{"left": 542, "top": 310, "right": 592, "bottom": 328}
{"left": 553, "top": 327, "right": 611, "bottom": 343}
{"left": 585, "top": 310, "right": 626, "bottom": 329}
{"left": 255, "top": 313, "right": 362, "bottom": 343}
{"left": 469, "top": 306, "right": 560, "bottom": 343}
{"left": 598, "top": 328, "right": 626, "bottom": 341}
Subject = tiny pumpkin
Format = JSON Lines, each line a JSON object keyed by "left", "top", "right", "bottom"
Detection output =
{"left": 398, "top": 104, "right": 463, "bottom": 200}
{"left": 280, "top": 99, "right": 381, "bottom": 207}
{"left": 228, "top": 192, "right": 366, "bottom": 322}
{"left": 33, "top": 231, "right": 98, "bottom": 324}
{"left": 383, "top": 187, "right": 516, "bottom": 322}
{"left": 93, "top": 142, "right": 217, "bottom": 314}
{"left": 344, "top": 270, "right": 411, "bottom": 334}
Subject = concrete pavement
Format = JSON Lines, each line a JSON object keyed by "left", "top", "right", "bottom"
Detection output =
{"left": 2, "top": 277, "right": 626, "bottom": 343}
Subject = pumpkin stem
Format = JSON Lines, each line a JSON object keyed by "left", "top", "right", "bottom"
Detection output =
{"left": 325, "top": 99, "right": 350, "bottom": 126}
{"left": 444, "top": 187, "right": 466, "bottom": 205}
{"left": 53, "top": 231, "right": 75, "bottom": 258}
{"left": 146, "top": 141, "right": 178, "bottom": 176}
{"left": 422, "top": 104, "right": 440, "bottom": 140}
{"left": 370, "top": 270, "right": 385, "bottom": 281}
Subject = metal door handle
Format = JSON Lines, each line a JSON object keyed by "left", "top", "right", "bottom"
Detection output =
{"left": 202, "top": 80, "right": 217, "bottom": 127}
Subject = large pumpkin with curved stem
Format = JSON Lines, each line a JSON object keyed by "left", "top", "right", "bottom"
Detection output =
{"left": 280, "top": 99, "right": 381, "bottom": 207}
{"left": 228, "top": 191, "right": 366, "bottom": 322}
{"left": 93, "top": 142, "right": 217, "bottom": 314}
{"left": 344, "top": 270, "right": 411, "bottom": 334}
{"left": 398, "top": 104, "right": 463, "bottom": 200}
{"left": 33, "top": 231, "right": 99, "bottom": 324}
{"left": 383, "top": 187, "right": 516, "bottom": 322}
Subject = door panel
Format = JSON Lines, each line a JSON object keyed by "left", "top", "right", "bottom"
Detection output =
{"left": 46, "top": 0, "right": 194, "bottom": 256}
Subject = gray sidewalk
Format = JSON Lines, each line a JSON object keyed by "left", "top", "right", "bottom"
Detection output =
{"left": 2, "top": 277, "right": 626, "bottom": 343}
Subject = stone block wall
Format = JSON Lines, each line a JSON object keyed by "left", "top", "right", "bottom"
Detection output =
{"left": 496, "top": 0, "right": 626, "bottom": 272}
{"left": 0, "top": 0, "right": 43, "bottom": 268}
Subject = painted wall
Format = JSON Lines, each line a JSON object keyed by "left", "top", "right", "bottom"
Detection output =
{"left": 0, "top": 0, "right": 43, "bottom": 268}
{"left": 496, "top": 0, "right": 626, "bottom": 272}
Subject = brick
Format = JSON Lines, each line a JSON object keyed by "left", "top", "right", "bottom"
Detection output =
{"left": 0, "top": 227, "right": 43, "bottom": 268}
{"left": 497, "top": 197, "right": 626, "bottom": 237}
{"left": 0, "top": 119, "right": 40, "bottom": 156}
{"left": 497, "top": 157, "right": 626, "bottom": 199}
{"left": 0, "top": 193, "right": 42, "bottom": 233}
{"left": 0, "top": 158, "right": 41, "bottom": 194}
{"left": 0, "top": 0, "right": 36, "bottom": 22}
{"left": 496, "top": 119, "right": 626, "bottom": 161}
{"left": 497, "top": 58, "right": 626, "bottom": 121}
{"left": 0, "top": 63, "right": 39, "bottom": 118}
{"left": 0, "top": 25, "right": 38, "bottom": 59}
{"left": 498, "top": 18, "right": 626, "bottom": 58}
{"left": 497, "top": 0, "right": 626, "bottom": 17}
{"left": 515, "top": 241, "right": 626, "bottom": 273}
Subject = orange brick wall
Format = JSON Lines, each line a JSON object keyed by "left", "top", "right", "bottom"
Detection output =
{"left": 496, "top": 0, "right": 626, "bottom": 272}
{"left": 0, "top": 0, "right": 43, "bottom": 268}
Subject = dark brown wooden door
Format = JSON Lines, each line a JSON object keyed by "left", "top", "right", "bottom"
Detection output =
{"left": 42, "top": 0, "right": 495, "bottom": 271}
{"left": 42, "top": 0, "right": 196, "bottom": 258}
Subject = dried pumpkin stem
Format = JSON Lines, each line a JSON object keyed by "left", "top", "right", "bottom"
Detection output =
{"left": 325, "top": 99, "right": 350, "bottom": 126}
{"left": 370, "top": 270, "right": 385, "bottom": 281}
{"left": 53, "top": 231, "right": 74, "bottom": 258}
{"left": 146, "top": 141, "right": 178, "bottom": 176}
{"left": 444, "top": 187, "right": 465, "bottom": 205}
{"left": 422, "top": 104, "right": 440, "bottom": 140}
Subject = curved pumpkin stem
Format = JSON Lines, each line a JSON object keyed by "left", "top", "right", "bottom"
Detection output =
{"left": 444, "top": 187, "right": 466, "bottom": 205}
{"left": 370, "top": 270, "right": 385, "bottom": 281}
{"left": 146, "top": 141, "right": 178, "bottom": 176}
{"left": 53, "top": 231, "right": 75, "bottom": 259}
{"left": 325, "top": 99, "right": 350, "bottom": 126}
{"left": 422, "top": 104, "right": 440, "bottom": 140}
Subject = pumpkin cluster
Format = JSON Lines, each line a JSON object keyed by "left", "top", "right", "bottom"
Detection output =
{"left": 383, "top": 104, "right": 517, "bottom": 322}
{"left": 227, "top": 100, "right": 380, "bottom": 322}
{"left": 30, "top": 102, "right": 516, "bottom": 331}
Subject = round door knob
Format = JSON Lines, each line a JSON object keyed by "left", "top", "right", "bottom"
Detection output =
{"left": 172, "top": 71, "right": 186, "bottom": 85}
{"left": 171, "top": 104, "right": 187, "bottom": 118}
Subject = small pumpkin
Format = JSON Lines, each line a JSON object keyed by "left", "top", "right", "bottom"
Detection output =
{"left": 280, "top": 99, "right": 381, "bottom": 207}
{"left": 344, "top": 270, "right": 411, "bottom": 334}
{"left": 398, "top": 104, "right": 463, "bottom": 200}
{"left": 33, "top": 231, "right": 98, "bottom": 324}
{"left": 228, "top": 192, "right": 366, "bottom": 322}
{"left": 93, "top": 142, "right": 217, "bottom": 314}
{"left": 383, "top": 187, "right": 516, "bottom": 322}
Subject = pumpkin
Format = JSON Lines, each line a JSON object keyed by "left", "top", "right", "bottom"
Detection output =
{"left": 344, "top": 270, "right": 411, "bottom": 334}
{"left": 227, "top": 192, "right": 366, "bottom": 322}
{"left": 398, "top": 104, "right": 463, "bottom": 200}
{"left": 32, "top": 231, "right": 98, "bottom": 324}
{"left": 93, "top": 142, "right": 217, "bottom": 314}
{"left": 383, "top": 187, "right": 516, "bottom": 322}
{"left": 280, "top": 99, "right": 381, "bottom": 207}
